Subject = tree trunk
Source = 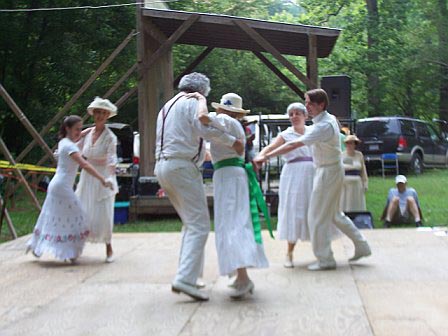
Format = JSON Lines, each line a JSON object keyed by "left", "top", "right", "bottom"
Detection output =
{"left": 365, "top": 0, "right": 381, "bottom": 116}
{"left": 437, "top": 0, "right": 448, "bottom": 121}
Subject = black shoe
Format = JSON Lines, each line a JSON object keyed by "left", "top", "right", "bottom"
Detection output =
{"left": 415, "top": 221, "right": 422, "bottom": 227}
{"left": 383, "top": 221, "right": 391, "bottom": 228}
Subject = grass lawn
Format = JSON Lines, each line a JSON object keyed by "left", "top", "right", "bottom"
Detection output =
{"left": 1, "top": 169, "right": 447, "bottom": 243}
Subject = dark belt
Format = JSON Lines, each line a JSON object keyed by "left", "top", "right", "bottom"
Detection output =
{"left": 345, "top": 170, "right": 361, "bottom": 176}
{"left": 287, "top": 156, "right": 313, "bottom": 164}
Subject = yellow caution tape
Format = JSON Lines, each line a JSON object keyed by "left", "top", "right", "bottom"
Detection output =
{"left": 0, "top": 160, "right": 56, "bottom": 173}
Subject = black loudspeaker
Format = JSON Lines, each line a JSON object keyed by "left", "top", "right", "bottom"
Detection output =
{"left": 321, "top": 75, "right": 351, "bottom": 119}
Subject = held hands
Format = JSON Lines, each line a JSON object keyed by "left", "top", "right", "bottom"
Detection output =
{"left": 253, "top": 154, "right": 268, "bottom": 170}
{"left": 185, "top": 92, "right": 206, "bottom": 101}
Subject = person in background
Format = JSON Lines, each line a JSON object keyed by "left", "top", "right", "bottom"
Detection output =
{"left": 75, "top": 97, "right": 119, "bottom": 263}
{"left": 27, "top": 116, "right": 112, "bottom": 262}
{"left": 340, "top": 135, "right": 368, "bottom": 212}
{"left": 381, "top": 175, "right": 423, "bottom": 227}
{"left": 255, "top": 102, "right": 314, "bottom": 268}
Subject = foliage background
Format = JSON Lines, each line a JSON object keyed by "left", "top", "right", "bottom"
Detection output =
{"left": 0, "top": 0, "right": 447, "bottom": 161}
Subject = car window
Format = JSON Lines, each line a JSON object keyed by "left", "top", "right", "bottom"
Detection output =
{"left": 415, "top": 122, "right": 430, "bottom": 137}
{"left": 399, "top": 120, "right": 415, "bottom": 136}
{"left": 356, "top": 119, "right": 399, "bottom": 137}
{"left": 427, "top": 124, "right": 441, "bottom": 142}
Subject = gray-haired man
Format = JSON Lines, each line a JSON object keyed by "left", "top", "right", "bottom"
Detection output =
{"left": 155, "top": 73, "right": 243, "bottom": 300}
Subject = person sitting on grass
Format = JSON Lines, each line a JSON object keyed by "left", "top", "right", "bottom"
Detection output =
{"left": 381, "top": 175, "right": 423, "bottom": 228}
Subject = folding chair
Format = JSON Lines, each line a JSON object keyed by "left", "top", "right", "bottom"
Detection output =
{"left": 381, "top": 153, "right": 399, "bottom": 178}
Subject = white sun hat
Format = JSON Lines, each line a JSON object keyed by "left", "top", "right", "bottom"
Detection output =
{"left": 87, "top": 97, "right": 118, "bottom": 118}
{"left": 211, "top": 93, "right": 250, "bottom": 114}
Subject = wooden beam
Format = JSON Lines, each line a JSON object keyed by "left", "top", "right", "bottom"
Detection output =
{"left": 115, "top": 86, "right": 138, "bottom": 108}
{"left": 103, "top": 63, "right": 138, "bottom": 98}
{"left": 307, "top": 34, "right": 319, "bottom": 89}
{"left": 15, "top": 30, "right": 136, "bottom": 163}
{"left": 142, "top": 17, "right": 167, "bottom": 44}
{"left": 139, "top": 14, "right": 200, "bottom": 75}
{"left": 252, "top": 51, "right": 305, "bottom": 99}
{"left": 233, "top": 20, "right": 316, "bottom": 89}
{"left": 173, "top": 47, "right": 214, "bottom": 88}
{"left": 0, "top": 84, "right": 56, "bottom": 164}
{"left": 0, "top": 197, "right": 17, "bottom": 239}
{"left": 0, "top": 138, "right": 41, "bottom": 211}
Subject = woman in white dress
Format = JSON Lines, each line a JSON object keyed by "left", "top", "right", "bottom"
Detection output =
{"left": 196, "top": 93, "right": 269, "bottom": 299}
{"left": 340, "top": 134, "right": 368, "bottom": 212}
{"left": 27, "top": 116, "right": 113, "bottom": 262}
{"left": 255, "top": 103, "right": 314, "bottom": 268}
{"left": 75, "top": 97, "right": 118, "bottom": 263}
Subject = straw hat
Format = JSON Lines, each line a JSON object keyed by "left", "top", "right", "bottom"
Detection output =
{"left": 211, "top": 93, "right": 250, "bottom": 114}
{"left": 344, "top": 134, "right": 360, "bottom": 144}
{"left": 87, "top": 97, "right": 117, "bottom": 118}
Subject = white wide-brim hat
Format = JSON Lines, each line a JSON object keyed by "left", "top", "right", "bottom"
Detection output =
{"left": 211, "top": 93, "right": 250, "bottom": 114}
{"left": 87, "top": 97, "right": 118, "bottom": 118}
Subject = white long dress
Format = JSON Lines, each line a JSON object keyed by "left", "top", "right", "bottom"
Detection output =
{"left": 75, "top": 126, "right": 118, "bottom": 244}
{"left": 208, "top": 113, "right": 269, "bottom": 276}
{"left": 340, "top": 150, "right": 368, "bottom": 212}
{"left": 27, "top": 138, "right": 89, "bottom": 260}
{"left": 277, "top": 126, "right": 315, "bottom": 243}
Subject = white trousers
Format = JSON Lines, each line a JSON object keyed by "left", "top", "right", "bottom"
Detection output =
{"left": 308, "top": 163, "right": 366, "bottom": 265}
{"left": 155, "top": 158, "right": 210, "bottom": 285}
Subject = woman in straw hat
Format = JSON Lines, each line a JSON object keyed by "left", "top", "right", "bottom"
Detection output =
{"left": 255, "top": 103, "right": 314, "bottom": 268}
{"left": 75, "top": 97, "right": 119, "bottom": 263}
{"left": 196, "top": 92, "right": 269, "bottom": 299}
{"left": 340, "top": 134, "right": 368, "bottom": 212}
{"left": 27, "top": 116, "right": 113, "bottom": 262}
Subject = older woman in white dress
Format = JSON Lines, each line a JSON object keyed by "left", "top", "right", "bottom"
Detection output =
{"left": 340, "top": 135, "right": 368, "bottom": 212}
{"left": 27, "top": 116, "right": 113, "bottom": 262}
{"left": 196, "top": 93, "right": 269, "bottom": 299}
{"left": 255, "top": 103, "right": 314, "bottom": 268}
{"left": 75, "top": 97, "right": 118, "bottom": 263}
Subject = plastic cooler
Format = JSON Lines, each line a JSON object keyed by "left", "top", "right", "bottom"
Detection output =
{"left": 114, "top": 201, "right": 130, "bottom": 224}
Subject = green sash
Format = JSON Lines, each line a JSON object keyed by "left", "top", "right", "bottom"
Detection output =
{"left": 213, "top": 157, "right": 274, "bottom": 244}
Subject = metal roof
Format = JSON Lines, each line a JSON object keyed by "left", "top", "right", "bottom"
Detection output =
{"left": 142, "top": 8, "right": 341, "bottom": 58}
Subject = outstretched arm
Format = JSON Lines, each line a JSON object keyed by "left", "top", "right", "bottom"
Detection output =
{"left": 70, "top": 152, "right": 113, "bottom": 189}
{"left": 254, "top": 139, "right": 304, "bottom": 167}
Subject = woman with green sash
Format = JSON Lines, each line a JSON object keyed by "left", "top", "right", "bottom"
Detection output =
{"left": 198, "top": 93, "right": 269, "bottom": 299}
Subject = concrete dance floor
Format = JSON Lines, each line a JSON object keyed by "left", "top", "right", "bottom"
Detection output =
{"left": 0, "top": 229, "right": 447, "bottom": 336}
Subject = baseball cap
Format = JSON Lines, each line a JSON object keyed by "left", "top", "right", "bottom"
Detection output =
{"left": 395, "top": 175, "right": 407, "bottom": 184}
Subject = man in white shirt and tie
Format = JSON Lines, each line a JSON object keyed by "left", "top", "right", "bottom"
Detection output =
{"left": 155, "top": 73, "right": 244, "bottom": 300}
{"left": 254, "top": 89, "right": 371, "bottom": 270}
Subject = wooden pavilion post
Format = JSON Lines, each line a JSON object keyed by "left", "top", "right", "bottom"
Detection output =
{"left": 307, "top": 34, "right": 319, "bottom": 89}
{"left": 137, "top": 11, "right": 199, "bottom": 176}
{"left": 0, "top": 138, "right": 41, "bottom": 211}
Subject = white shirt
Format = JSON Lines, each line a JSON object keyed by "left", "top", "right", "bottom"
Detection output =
{"left": 207, "top": 113, "right": 245, "bottom": 163}
{"left": 298, "top": 111, "right": 341, "bottom": 167}
{"left": 279, "top": 126, "right": 313, "bottom": 162}
{"left": 155, "top": 93, "right": 236, "bottom": 166}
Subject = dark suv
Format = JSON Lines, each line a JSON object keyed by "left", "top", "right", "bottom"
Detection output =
{"left": 356, "top": 117, "right": 448, "bottom": 174}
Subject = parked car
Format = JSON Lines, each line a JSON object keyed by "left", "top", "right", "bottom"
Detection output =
{"left": 356, "top": 117, "right": 448, "bottom": 174}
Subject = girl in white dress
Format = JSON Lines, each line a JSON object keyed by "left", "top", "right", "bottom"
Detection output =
{"left": 75, "top": 97, "right": 118, "bottom": 263}
{"left": 196, "top": 92, "right": 269, "bottom": 299}
{"left": 341, "top": 135, "right": 368, "bottom": 212}
{"left": 26, "top": 116, "right": 113, "bottom": 262}
{"left": 255, "top": 103, "right": 314, "bottom": 268}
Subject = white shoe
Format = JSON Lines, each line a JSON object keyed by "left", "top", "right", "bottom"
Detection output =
{"left": 172, "top": 280, "right": 209, "bottom": 301}
{"left": 105, "top": 254, "right": 114, "bottom": 263}
{"left": 196, "top": 279, "right": 206, "bottom": 289}
{"left": 283, "top": 253, "right": 294, "bottom": 268}
{"left": 349, "top": 241, "right": 371, "bottom": 262}
{"left": 230, "top": 280, "right": 254, "bottom": 299}
{"left": 307, "top": 261, "right": 337, "bottom": 271}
